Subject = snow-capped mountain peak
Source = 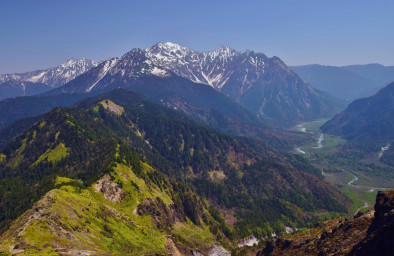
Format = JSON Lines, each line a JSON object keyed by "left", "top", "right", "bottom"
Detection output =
{"left": 0, "top": 58, "right": 99, "bottom": 88}
{"left": 153, "top": 42, "right": 187, "bottom": 52}
{"left": 149, "top": 42, "right": 191, "bottom": 54}
{"left": 206, "top": 45, "right": 237, "bottom": 61}
{"left": 147, "top": 42, "right": 193, "bottom": 65}
{"left": 214, "top": 45, "right": 235, "bottom": 55}
{"left": 59, "top": 58, "right": 97, "bottom": 69}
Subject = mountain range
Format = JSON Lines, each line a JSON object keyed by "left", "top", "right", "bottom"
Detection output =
{"left": 63, "top": 43, "right": 342, "bottom": 125}
{"left": 291, "top": 64, "right": 394, "bottom": 101}
{"left": 0, "top": 58, "right": 98, "bottom": 101}
{"left": 1, "top": 42, "right": 339, "bottom": 126}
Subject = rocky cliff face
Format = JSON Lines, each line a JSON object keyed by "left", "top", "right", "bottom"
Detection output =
{"left": 348, "top": 190, "right": 394, "bottom": 256}
{"left": 256, "top": 189, "right": 394, "bottom": 256}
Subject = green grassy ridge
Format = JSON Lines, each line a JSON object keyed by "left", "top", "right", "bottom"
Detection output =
{"left": 93, "top": 99, "right": 124, "bottom": 116}
{"left": 0, "top": 161, "right": 224, "bottom": 255}
{"left": 0, "top": 108, "right": 119, "bottom": 231}
{"left": 0, "top": 177, "right": 167, "bottom": 255}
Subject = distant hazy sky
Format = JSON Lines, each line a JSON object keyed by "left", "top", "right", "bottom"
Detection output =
{"left": 1, "top": 0, "right": 393, "bottom": 73}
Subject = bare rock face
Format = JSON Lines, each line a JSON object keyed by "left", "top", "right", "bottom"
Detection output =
{"left": 256, "top": 189, "right": 394, "bottom": 256}
{"left": 257, "top": 213, "right": 374, "bottom": 256}
{"left": 136, "top": 197, "right": 186, "bottom": 229}
{"left": 94, "top": 174, "right": 125, "bottom": 203}
{"left": 349, "top": 190, "right": 394, "bottom": 256}
{"left": 193, "top": 244, "right": 230, "bottom": 256}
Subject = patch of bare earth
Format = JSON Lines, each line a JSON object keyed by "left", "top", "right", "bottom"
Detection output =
{"left": 94, "top": 174, "right": 125, "bottom": 203}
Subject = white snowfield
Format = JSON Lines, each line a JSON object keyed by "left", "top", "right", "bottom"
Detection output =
{"left": 86, "top": 58, "right": 118, "bottom": 92}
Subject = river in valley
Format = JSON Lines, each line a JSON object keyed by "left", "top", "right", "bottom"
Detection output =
{"left": 314, "top": 133, "right": 324, "bottom": 149}
{"left": 347, "top": 173, "right": 359, "bottom": 185}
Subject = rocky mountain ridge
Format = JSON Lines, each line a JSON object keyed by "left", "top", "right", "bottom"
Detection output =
{"left": 256, "top": 189, "right": 394, "bottom": 256}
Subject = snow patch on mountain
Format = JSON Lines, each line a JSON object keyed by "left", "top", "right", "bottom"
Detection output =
{"left": 150, "top": 67, "right": 169, "bottom": 77}
{"left": 29, "top": 71, "right": 46, "bottom": 82}
{"left": 87, "top": 58, "right": 118, "bottom": 92}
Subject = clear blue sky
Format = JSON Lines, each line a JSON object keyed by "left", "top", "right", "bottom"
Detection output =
{"left": 1, "top": 0, "right": 393, "bottom": 73}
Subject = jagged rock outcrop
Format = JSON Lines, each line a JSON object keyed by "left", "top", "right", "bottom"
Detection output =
{"left": 348, "top": 190, "right": 394, "bottom": 256}
{"left": 94, "top": 174, "right": 125, "bottom": 203}
{"left": 256, "top": 189, "right": 394, "bottom": 256}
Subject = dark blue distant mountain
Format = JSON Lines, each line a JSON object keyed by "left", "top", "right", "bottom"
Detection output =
{"left": 0, "top": 80, "right": 52, "bottom": 101}
{"left": 321, "top": 82, "right": 394, "bottom": 166}
{"left": 322, "top": 82, "right": 394, "bottom": 141}
{"left": 291, "top": 65, "right": 378, "bottom": 101}
{"left": 344, "top": 63, "right": 394, "bottom": 87}
{"left": 291, "top": 63, "right": 394, "bottom": 101}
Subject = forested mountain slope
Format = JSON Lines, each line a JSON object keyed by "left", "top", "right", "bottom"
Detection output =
{"left": 322, "top": 82, "right": 394, "bottom": 142}
{"left": 0, "top": 90, "right": 348, "bottom": 244}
